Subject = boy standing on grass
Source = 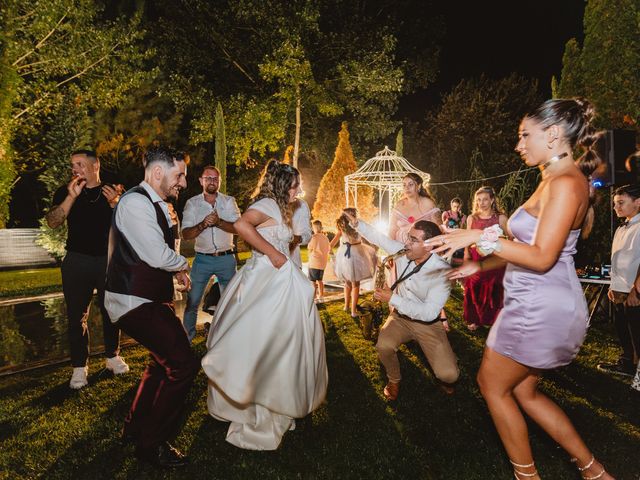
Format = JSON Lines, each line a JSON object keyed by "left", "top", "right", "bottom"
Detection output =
{"left": 598, "top": 184, "right": 640, "bottom": 379}
{"left": 307, "top": 220, "right": 331, "bottom": 303}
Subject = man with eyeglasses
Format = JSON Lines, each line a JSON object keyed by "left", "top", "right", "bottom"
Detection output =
{"left": 181, "top": 165, "right": 241, "bottom": 342}
{"left": 343, "top": 211, "right": 459, "bottom": 401}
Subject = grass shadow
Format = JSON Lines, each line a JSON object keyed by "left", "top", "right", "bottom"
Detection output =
{"left": 174, "top": 304, "right": 436, "bottom": 480}
{"left": 1, "top": 296, "right": 639, "bottom": 479}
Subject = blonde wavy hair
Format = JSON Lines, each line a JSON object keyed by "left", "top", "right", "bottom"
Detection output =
{"left": 472, "top": 186, "right": 503, "bottom": 217}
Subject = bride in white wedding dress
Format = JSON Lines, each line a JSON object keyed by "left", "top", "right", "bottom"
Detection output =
{"left": 201, "top": 160, "right": 328, "bottom": 450}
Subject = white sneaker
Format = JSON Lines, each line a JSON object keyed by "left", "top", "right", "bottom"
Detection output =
{"left": 105, "top": 355, "right": 130, "bottom": 375}
{"left": 69, "top": 366, "right": 88, "bottom": 389}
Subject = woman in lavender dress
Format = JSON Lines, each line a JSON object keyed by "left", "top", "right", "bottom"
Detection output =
{"left": 432, "top": 99, "right": 614, "bottom": 480}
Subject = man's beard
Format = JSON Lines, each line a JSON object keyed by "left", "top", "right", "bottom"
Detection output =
{"left": 205, "top": 184, "right": 218, "bottom": 194}
{"left": 161, "top": 178, "right": 180, "bottom": 200}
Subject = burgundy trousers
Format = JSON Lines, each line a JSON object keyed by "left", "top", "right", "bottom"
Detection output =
{"left": 117, "top": 302, "right": 199, "bottom": 449}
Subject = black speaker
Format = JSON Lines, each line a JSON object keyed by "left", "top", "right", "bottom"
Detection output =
{"left": 592, "top": 129, "right": 637, "bottom": 188}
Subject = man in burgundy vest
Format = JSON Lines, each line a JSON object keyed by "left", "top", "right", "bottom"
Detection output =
{"left": 105, "top": 146, "right": 198, "bottom": 468}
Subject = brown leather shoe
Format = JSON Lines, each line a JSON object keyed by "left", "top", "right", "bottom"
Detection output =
{"left": 383, "top": 381, "right": 400, "bottom": 401}
{"left": 135, "top": 442, "right": 189, "bottom": 469}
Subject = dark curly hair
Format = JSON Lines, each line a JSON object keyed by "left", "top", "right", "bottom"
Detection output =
{"left": 403, "top": 172, "right": 433, "bottom": 200}
{"left": 251, "top": 160, "right": 300, "bottom": 226}
{"left": 525, "top": 97, "right": 604, "bottom": 178}
{"left": 525, "top": 97, "right": 604, "bottom": 238}
{"left": 143, "top": 146, "right": 180, "bottom": 170}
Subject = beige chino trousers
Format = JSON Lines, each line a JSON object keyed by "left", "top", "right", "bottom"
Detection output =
{"left": 376, "top": 311, "right": 459, "bottom": 385}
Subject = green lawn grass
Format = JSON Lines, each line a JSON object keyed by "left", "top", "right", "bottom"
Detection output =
{"left": 0, "top": 249, "right": 307, "bottom": 300}
{"left": 0, "top": 268, "right": 63, "bottom": 298}
{"left": 0, "top": 296, "right": 638, "bottom": 479}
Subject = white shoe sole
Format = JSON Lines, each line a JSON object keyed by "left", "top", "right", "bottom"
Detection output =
{"left": 106, "top": 366, "right": 130, "bottom": 375}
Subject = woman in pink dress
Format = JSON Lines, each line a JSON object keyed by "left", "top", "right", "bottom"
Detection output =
{"left": 388, "top": 173, "right": 447, "bottom": 325}
{"left": 389, "top": 173, "right": 440, "bottom": 242}
{"left": 463, "top": 186, "right": 508, "bottom": 331}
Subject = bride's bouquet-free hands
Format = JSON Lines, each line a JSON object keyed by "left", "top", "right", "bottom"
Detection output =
{"left": 429, "top": 228, "right": 482, "bottom": 260}
{"left": 268, "top": 250, "right": 288, "bottom": 269}
{"left": 447, "top": 260, "right": 481, "bottom": 280}
{"left": 174, "top": 270, "right": 191, "bottom": 292}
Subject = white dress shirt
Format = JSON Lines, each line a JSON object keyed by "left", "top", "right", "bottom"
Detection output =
{"left": 181, "top": 192, "right": 241, "bottom": 253}
{"left": 611, "top": 213, "right": 640, "bottom": 293}
{"left": 357, "top": 221, "right": 451, "bottom": 322}
{"left": 290, "top": 199, "right": 312, "bottom": 268}
{"left": 105, "top": 182, "right": 189, "bottom": 322}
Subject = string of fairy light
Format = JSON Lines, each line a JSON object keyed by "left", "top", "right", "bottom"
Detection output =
{"left": 428, "top": 166, "right": 538, "bottom": 186}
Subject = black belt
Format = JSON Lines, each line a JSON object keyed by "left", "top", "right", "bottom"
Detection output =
{"left": 395, "top": 311, "right": 441, "bottom": 325}
{"left": 197, "top": 249, "right": 235, "bottom": 257}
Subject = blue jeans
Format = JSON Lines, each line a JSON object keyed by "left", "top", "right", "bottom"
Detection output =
{"left": 183, "top": 253, "right": 236, "bottom": 342}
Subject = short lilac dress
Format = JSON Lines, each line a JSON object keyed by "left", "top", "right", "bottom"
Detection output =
{"left": 486, "top": 207, "right": 589, "bottom": 369}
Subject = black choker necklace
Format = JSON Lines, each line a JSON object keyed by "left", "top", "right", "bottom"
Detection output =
{"left": 541, "top": 152, "right": 568, "bottom": 170}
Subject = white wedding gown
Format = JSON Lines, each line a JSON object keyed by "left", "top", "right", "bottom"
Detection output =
{"left": 201, "top": 198, "right": 328, "bottom": 450}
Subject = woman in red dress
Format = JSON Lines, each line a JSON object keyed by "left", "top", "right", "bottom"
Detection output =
{"left": 463, "top": 186, "right": 508, "bottom": 330}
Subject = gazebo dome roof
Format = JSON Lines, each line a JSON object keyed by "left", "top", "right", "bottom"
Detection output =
{"left": 345, "top": 146, "right": 430, "bottom": 186}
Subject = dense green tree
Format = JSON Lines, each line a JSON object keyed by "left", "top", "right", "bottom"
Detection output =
{"left": 147, "top": 0, "right": 439, "bottom": 167}
{"left": 259, "top": 37, "right": 340, "bottom": 167}
{"left": 0, "top": 30, "right": 19, "bottom": 227}
{"left": 1, "top": 0, "right": 153, "bottom": 226}
{"left": 556, "top": 0, "right": 640, "bottom": 265}
{"left": 558, "top": 0, "right": 640, "bottom": 129}
{"left": 555, "top": 38, "right": 584, "bottom": 99}
{"left": 418, "top": 74, "right": 542, "bottom": 207}
{"left": 93, "top": 82, "right": 185, "bottom": 187}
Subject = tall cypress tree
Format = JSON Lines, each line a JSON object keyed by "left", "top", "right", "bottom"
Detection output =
{"left": 557, "top": 38, "right": 585, "bottom": 99}
{"left": 214, "top": 102, "right": 227, "bottom": 194}
{"left": 312, "top": 122, "right": 376, "bottom": 229}
{"left": 395, "top": 128, "right": 404, "bottom": 158}
{"left": 558, "top": 0, "right": 640, "bottom": 129}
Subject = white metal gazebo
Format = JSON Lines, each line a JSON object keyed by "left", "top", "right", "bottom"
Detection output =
{"left": 345, "top": 146, "right": 430, "bottom": 228}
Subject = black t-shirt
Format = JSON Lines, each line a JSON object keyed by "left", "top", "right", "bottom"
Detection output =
{"left": 52, "top": 184, "right": 113, "bottom": 256}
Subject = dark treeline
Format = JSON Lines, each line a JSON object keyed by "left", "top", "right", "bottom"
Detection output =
{"left": 3, "top": 0, "right": 639, "bottom": 266}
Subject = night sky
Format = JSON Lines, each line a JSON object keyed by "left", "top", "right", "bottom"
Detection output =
{"left": 402, "top": 0, "right": 586, "bottom": 118}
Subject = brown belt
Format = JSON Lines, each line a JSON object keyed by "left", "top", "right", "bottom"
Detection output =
{"left": 197, "top": 249, "right": 235, "bottom": 257}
